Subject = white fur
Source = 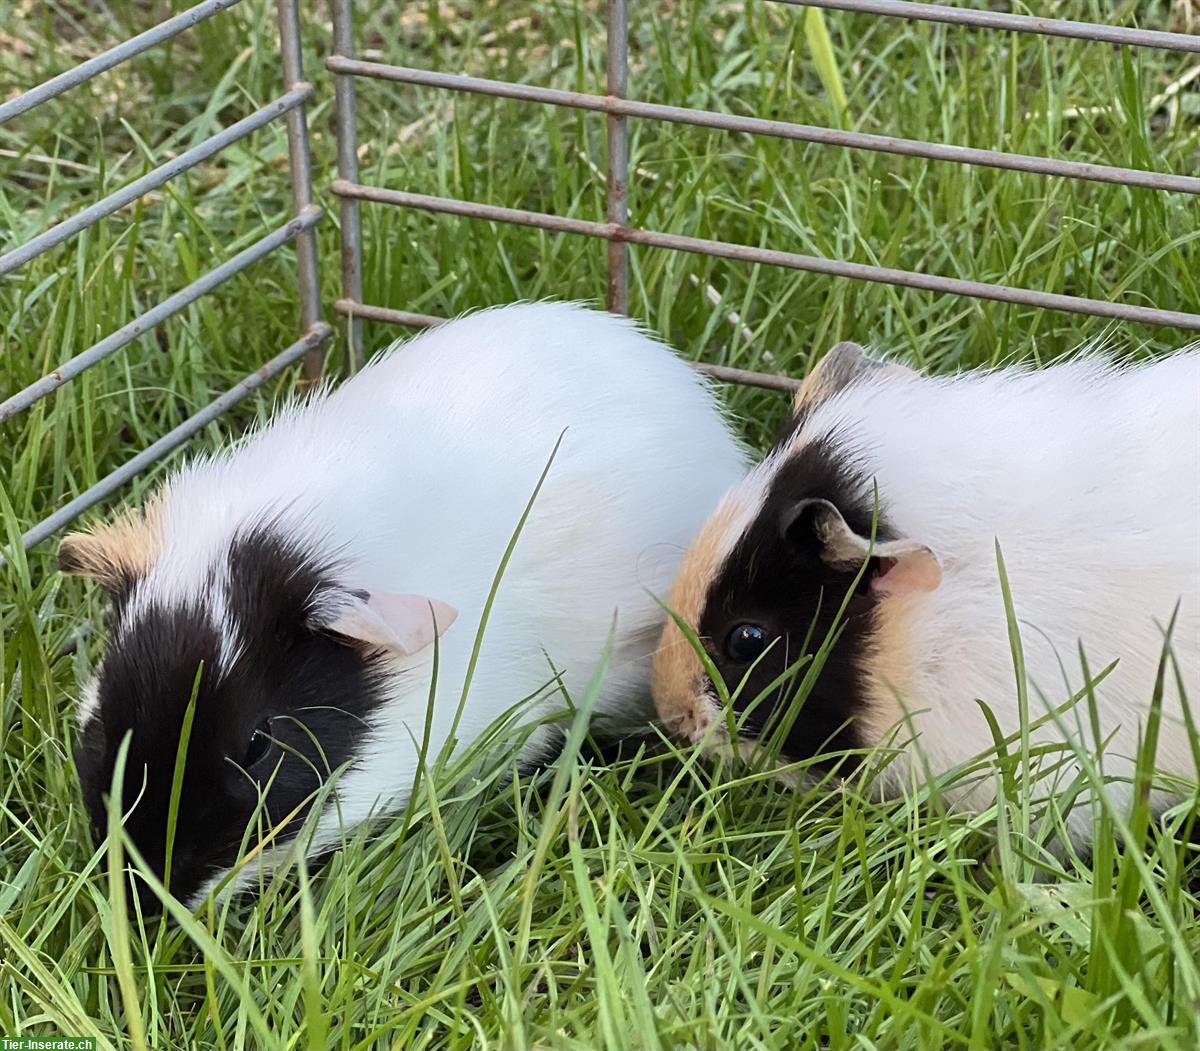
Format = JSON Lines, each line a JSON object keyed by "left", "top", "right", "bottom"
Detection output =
{"left": 756, "top": 348, "right": 1200, "bottom": 834}
{"left": 78, "top": 676, "right": 101, "bottom": 728}
{"left": 124, "top": 302, "right": 748, "bottom": 903}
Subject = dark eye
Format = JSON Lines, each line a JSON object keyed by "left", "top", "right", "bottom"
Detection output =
{"left": 725, "top": 623, "right": 767, "bottom": 664}
{"left": 243, "top": 718, "right": 274, "bottom": 767}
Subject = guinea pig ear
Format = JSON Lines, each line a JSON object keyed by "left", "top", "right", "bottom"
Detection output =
{"left": 58, "top": 502, "right": 163, "bottom": 600}
{"left": 781, "top": 498, "right": 941, "bottom": 596}
{"left": 314, "top": 589, "right": 458, "bottom": 656}
{"left": 793, "top": 342, "right": 915, "bottom": 417}
{"left": 58, "top": 530, "right": 137, "bottom": 599}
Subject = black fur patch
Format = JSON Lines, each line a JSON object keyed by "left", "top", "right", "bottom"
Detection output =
{"left": 74, "top": 526, "right": 388, "bottom": 908}
{"left": 696, "top": 435, "right": 888, "bottom": 768}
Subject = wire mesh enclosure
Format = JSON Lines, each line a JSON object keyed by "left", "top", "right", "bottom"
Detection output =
{"left": 327, "top": 0, "right": 1200, "bottom": 384}
{"left": 0, "top": 0, "right": 330, "bottom": 556}
{"left": 3, "top": 0, "right": 1198, "bottom": 557}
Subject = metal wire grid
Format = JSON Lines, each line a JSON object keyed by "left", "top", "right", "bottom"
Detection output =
{"left": 4, "top": 0, "right": 1199, "bottom": 555}
{"left": 1, "top": 0, "right": 330, "bottom": 555}
{"left": 327, "top": 0, "right": 1200, "bottom": 390}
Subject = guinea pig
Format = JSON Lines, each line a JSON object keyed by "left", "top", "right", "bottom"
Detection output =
{"left": 63, "top": 301, "right": 749, "bottom": 907}
{"left": 652, "top": 341, "right": 1199, "bottom": 844}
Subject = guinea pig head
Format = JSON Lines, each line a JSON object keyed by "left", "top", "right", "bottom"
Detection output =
{"left": 61, "top": 514, "right": 456, "bottom": 909}
{"left": 651, "top": 342, "right": 940, "bottom": 767}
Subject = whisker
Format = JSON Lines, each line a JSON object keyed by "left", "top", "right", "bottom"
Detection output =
{"left": 286, "top": 705, "right": 374, "bottom": 730}
{"left": 775, "top": 635, "right": 792, "bottom": 723}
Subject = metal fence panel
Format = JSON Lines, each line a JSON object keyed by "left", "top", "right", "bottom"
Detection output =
{"left": 5, "top": 0, "right": 1197, "bottom": 555}
{"left": 326, "top": 0, "right": 1200, "bottom": 390}
{"left": 2, "top": 0, "right": 328, "bottom": 557}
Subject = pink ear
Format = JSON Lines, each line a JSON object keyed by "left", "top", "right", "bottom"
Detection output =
{"left": 870, "top": 545, "right": 942, "bottom": 596}
{"left": 327, "top": 592, "right": 458, "bottom": 656}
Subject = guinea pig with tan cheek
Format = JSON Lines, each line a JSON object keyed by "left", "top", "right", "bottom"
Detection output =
{"left": 652, "top": 341, "right": 1199, "bottom": 842}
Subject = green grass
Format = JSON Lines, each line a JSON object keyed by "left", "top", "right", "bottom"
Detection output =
{"left": 1, "top": 0, "right": 1198, "bottom": 1047}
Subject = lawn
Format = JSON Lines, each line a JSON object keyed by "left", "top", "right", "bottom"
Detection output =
{"left": 1, "top": 0, "right": 1198, "bottom": 1047}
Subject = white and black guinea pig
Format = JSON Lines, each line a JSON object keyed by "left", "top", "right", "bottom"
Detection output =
{"left": 653, "top": 342, "right": 1199, "bottom": 843}
{"left": 63, "top": 302, "right": 749, "bottom": 907}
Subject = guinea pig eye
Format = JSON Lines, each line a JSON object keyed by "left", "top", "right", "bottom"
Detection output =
{"left": 243, "top": 718, "right": 274, "bottom": 767}
{"left": 725, "top": 623, "right": 767, "bottom": 665}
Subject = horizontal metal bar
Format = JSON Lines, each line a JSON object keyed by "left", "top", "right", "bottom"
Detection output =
{"left": 332, "top": 181, "right": 1200, "bottom": 332}
{"left": 695, "top": 363, "right": 802, "bottom": 391}
{"left": 333, "top": 298, "right": 803, "bottom": 391}
{"left": 0, "top": 206, "right": 323, "bottom": 422}
{"left": 770, "top": 0, "right": 1200, "bottom": 53}
{"left": 326, "top": 58, "right": 1200, "bottom": 196}
{"left": 334, "top": 179, "right": 607, "bottom": 232}
{"left": 0, "top": 88, "right": 312, "bottom": 278}
{"left": 17, "top": 322, "right": 333, "bottom": 555}
{"left": 0, "top": 0, "right": 246, "bottom": 127}
{"left": 333, "top": 298, "right": 448, "bottom": 328}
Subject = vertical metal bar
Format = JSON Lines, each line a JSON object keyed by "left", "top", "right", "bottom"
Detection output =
{"left": 276, "top": 0, "right": 326, "bottom": 382}
{"left": 331, "top": 0, "right": 366, "bottom": 372}
{"left": 605, "top": 0, "right": 630, "bottom": 315}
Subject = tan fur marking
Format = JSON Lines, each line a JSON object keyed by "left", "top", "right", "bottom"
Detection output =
{"left": 859, "top": 594, "right": 916, "bottom": 747}
{"left": 58, "top": 495, "right": 165, "bottom": 592}
{"left": 651, "top": 490, "right": 756, "bottom": 743}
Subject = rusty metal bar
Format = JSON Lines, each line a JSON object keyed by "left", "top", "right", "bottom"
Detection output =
{"left": 325, "top": 58, "right": 1200, "bottom": 196}
{"left": 333, "top": 299, "right": 446, "bottom": 329}
{"left": 330, "top": 0, "right": 366, "bottom": 372}
{"left": 15, "top": 323, "right": 333, "bottom": 556}
{"left": 695, "top": 363, "right": 802, "bottom": 391}
{"left": 331, "top": 181, "right": 1200, "bottom": 332}
{"left": 770, "top": 0, "right": 1200, "bottom": 53}
{"left": 0, "top": 207, "right": 323, "bottom": 423}
{"left": 333, "top": 181, "right": 601, "bottom": 232}
{"left": 606, "top": 0, "right": 631, "bottom": 314}
{"left": 0, "top": 0, "right": 247, "bottom": 126}
{"left": 0, "top": 87, "right": 312, "bottom": 278}
{"left": 276, "top": 0, "right": 326, "bottom": 383}
{"left": 332, "top": 298, "right": 802, "bottom": 391}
